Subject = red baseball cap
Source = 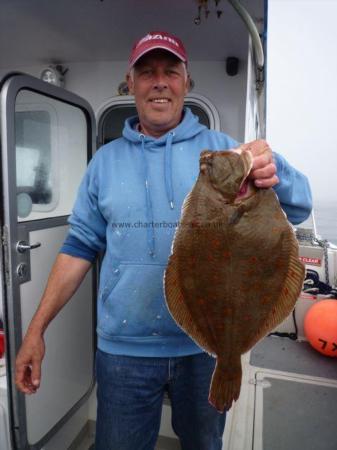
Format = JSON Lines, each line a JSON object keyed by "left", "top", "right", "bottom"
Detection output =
{"left": 129, "top": 31, "right": 188, "bottom": 68}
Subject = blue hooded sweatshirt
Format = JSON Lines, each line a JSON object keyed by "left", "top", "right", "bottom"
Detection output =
{"left": 61, "top": 108, "right": 312, "bottom": 357}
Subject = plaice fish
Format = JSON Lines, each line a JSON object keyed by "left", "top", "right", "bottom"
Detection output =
{"left": 164, "top": 144, "right": 305, "bottom": 412}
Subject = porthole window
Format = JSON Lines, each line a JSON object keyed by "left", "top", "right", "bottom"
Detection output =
{"left": 98, "top": 96, "right": 219, "bottom": 145}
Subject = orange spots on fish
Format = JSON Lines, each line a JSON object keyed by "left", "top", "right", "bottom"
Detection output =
{"left": 249, "top": 256, "right": 258, "bottom": 264}
{"left": 189, "top": 256, "right": 197, "bottom": 268}
{"left": 212, "top": 239, "right": 222, "bottom": 248}
{"left": 207, "top": 254, "right": 214, "bottom": 262}
{"left": 241, "top": 285, "right": 250, "bottom": 294}
{"left": 244, "top": 268, "right": 255, "bottom": 277}
{"left": 198, "top": 298, "right": 206, "bottom": 305}
{"left": 289, "top": 269, "right": 297, "bottom": 278}
{"left": 283, "top": 286, "right": 289, "bottom": 296}
{"left": 252, "top": 282, "right": 262, "bottom": 291}
{"left": 222, "top": 251, "right": 231, "bottom": 259}
{"left": 274, "top": 258, "right": 284, "bottom": 269}
{"left": 273, "top": 212, "right": 283, "bottom": 220}
{"left": 260, "top": 296, "right": 270, "bottom": 305}
{"left": 243, "top": 314, "right": 251, "bottom": 321}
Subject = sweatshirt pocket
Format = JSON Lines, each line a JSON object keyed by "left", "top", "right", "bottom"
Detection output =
{"left": 97, "top": 262, "right": 184, "bottom": 339}
{"left": 100, "top": 266, "right": 123, "bottom": 305}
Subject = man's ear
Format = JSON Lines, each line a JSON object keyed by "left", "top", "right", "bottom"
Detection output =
{"left": 126, "top": 73, "right": 134, "bottom": 95}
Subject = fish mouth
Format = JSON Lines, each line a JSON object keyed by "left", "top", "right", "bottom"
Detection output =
{"left": 237, "top": 179, "right": 249, "bottom": 198}
{"left": 235, "top": 150, "right": 253, "bottom": 200}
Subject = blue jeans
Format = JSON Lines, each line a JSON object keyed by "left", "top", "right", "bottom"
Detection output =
{"left": 95, "top": 350, "right": 226, "bottom": 450}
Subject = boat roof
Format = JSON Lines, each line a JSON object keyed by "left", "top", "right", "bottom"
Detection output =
{"left": 0, "top": 0, "right": 264, "bottom": 69}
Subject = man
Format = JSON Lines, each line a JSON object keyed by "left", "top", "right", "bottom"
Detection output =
{"left": 15, "top": 31, "right": 312, "bottom": 450}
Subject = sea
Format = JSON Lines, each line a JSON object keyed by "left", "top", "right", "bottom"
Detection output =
{"left": 308, "top": 201, "right": 337, "bottom": 245}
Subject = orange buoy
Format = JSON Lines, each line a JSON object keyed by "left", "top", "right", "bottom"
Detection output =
{"left": 304, "top": 299, "right": 337, "bottom": 357}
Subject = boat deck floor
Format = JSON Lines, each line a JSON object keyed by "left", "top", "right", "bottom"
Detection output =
{"left": 238, "top": 336, "right": 337, "bottom": 450}
{"left": 73, "top": 337, "right": 337, "bottom": 450}
{"left": 250, "top": 336, "right": 337, "bottom": 378}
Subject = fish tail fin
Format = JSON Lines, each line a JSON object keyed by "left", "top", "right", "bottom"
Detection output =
{"left": 208, "top": 358, "right": 242, "bottom": 413}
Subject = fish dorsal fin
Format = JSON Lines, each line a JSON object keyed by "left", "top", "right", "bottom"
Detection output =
{"left": 180, "top": 184, "right": 199, "bottom": 217}
{"left": 164, "top": 252, "right": 215, "bottom": 356}
{"left": 242, "top": 229, "right": 305, "bottom": 352}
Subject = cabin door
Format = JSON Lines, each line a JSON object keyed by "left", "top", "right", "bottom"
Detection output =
{"left": 0, "top": 74, "right": 97, "bottom": 449}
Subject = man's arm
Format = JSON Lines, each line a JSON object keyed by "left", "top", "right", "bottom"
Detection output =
{"left": 271, "top": 152, "right": 312, "bottom": 224}
{"left": 239, "top": 140, "right": 312, "bottom": 224}
{"left": 15, "top": 253, "right": 92, "bottom": 394}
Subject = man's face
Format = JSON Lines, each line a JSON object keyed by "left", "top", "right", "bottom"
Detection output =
{"left": 127, "top": 49, "right": 190, "bottom": 137}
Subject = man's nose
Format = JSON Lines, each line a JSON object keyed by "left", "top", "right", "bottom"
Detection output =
{"left": 153, "top": 72, "right": 168, "bottom": 90}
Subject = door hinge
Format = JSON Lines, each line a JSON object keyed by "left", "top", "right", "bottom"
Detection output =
{"left": 2, "top": 225, "right": 11, "bottom": 287}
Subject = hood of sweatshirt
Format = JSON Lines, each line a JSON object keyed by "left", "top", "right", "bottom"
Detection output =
{"left": 122, "top": 107, "right": 207, "bottom": 257}
{"left": 122, "top": 107, "right": 206, "bottom": 145}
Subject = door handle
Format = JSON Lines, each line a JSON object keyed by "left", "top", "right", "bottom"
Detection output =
{"left": 16, "top": 240, "right": 41, "bottom": 253}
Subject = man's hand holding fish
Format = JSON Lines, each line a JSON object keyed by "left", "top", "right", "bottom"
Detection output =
{"left": 240, "top": 139, "right": 280, "bottom": 188}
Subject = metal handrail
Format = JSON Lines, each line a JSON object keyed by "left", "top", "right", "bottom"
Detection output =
{"left": 227, "top": 0, "right": 264, "bottom": 69}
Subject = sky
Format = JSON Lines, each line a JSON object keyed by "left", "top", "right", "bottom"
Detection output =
{"left": 266, "top": 0, "right": 337, "bottom": 206}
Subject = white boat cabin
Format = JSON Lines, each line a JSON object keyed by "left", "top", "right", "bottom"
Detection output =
{"left": 0, "top": 1, "right": 336, "bottom": 449}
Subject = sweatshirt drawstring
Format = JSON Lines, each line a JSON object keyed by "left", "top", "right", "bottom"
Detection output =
{"left": 140, "top": 135, "right": 156, "bottom": 257}
{"left": 164, "top": 132, "right": 175, "bottom": 210}
{"left": 139, "top": 132, "right": 175, "bottom": 257}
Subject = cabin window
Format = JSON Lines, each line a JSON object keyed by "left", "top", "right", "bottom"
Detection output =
{"left": 99, "top": 101, "right": 212, "bottom": 145}
{"left": 16, "top": 111, "right": 53, "bottom": 206}
{"left": 15, "top": 90, "right": 88, "bottom": 221}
